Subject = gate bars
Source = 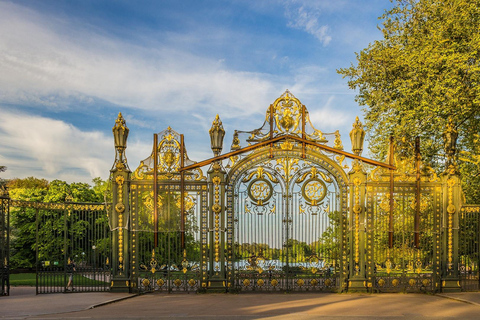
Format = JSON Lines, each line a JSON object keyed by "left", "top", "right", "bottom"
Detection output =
{"left": 10, "top": 200, "right": 111, "bottom": 294}
{"left": 459, "top": 206, "right": 480, "bottom": 291}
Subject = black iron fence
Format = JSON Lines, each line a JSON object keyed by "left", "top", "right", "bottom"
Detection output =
{"left": 459, "top": 206, "right": 480, "bottom": 291}
{"left": 11, "top": 200, "right": 111, "bottom": 294}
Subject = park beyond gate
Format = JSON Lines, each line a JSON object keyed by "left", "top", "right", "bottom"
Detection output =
{"left": 2, "top": 90, "right": 480, "bottom": 295}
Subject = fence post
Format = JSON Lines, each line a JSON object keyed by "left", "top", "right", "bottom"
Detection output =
{"left": 441, "top": 117, "right": 461, "bottom": 292}
{"left": 205, "top": 115, "right": 227, "bottom": 292}
{"left": 347, "top": 117, "right": 367, "bottom": 292}
{"left": 348, "top": 160, "right": 368, "bottom": 292}
{"left": 0, "top": 186, "right": 10, "bottom": 296}
{"left": 110, "top": 113, "right": 131, "bottom": 292}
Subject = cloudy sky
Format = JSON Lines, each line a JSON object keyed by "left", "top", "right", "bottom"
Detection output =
{"left": 0, "top": 0, "right": 392, "bottom": 183}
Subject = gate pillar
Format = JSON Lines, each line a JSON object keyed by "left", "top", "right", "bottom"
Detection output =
{"left": 441, "top": 171, "right": 461, "bottom": 292}
{"left": 441, "top": 118, "right": 461, "bottom": 292}
{"left": 207, "top": 163, "right": 227, "bottom": 291}
{"left": 0, "top": 186, "right": 10, "bottom": 296}
{"left": 206, "top": 115, "right": 227, "bottom": 291}
{"left": 348, "top": 160, "right": 368, "bottom": 292}
{"left": 110, "top": 113, "right": 131, "bottom": 292}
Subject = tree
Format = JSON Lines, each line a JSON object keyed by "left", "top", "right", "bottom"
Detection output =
{"left": 8, "top": 178, "right": 49, "bottom": 268}
{"left": 8, "top": 177, "right": 109, "bottom": 269}
{"left": 338, "top": 0, "right": 480, "bottom": 201}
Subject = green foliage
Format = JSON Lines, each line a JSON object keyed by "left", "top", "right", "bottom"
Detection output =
{"left": 7, "top": 177, "right": 48, "bottom": 190}
{"left": 233, "top": 211, "right": 340, "bottom": 266}
{"left": 8, "top": 177, "right": 109, "bottom": 269}
{"left": 338, "top": 0, "right": 480, "bottom": 201}
{"left": 92, "top": 177, "right": 111, "bottom": 203}
{"left": 135, "top": 190, "right": 202, "bottom": 267}
{"left": 314, "top": 210, "right": 341, "bottom": 263}
{"left": 233, "top": 242, "right": 282, "bottom": 261}
{"left": 44, "top": 180, "right": 99, "bottom": 203}
{"left": 9, "top": 181, "right": 49, "bottom": 268}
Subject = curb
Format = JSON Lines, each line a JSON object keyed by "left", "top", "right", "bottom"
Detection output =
{"left": 436, "top": 294, "right": 480, "bottom": 307}
{"left": 88, "top": 294, "right": 139, "bottom": 309}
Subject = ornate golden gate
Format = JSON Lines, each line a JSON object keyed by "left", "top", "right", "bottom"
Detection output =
{"left": 126, "top": 127, "right": 208, "bottom": 293}
{"left": 228, "top": 149, "right": 348, "bottom": 291}
{"left": 107, "top": 90, "right": 476, "bottom": 293}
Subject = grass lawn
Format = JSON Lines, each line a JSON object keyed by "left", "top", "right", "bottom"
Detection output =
{"left": 10, "top": 273, "right": 108, "bottom": 286}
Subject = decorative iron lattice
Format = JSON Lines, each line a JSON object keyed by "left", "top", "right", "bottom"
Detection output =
{"left": 366, "top": 180, "right": 442, "bottom": 293}
{"left": 227, "top": 148, "right": 348, "bottom": 292}
{"left": 130, "top": 182, "right": 207, "bottom": 293}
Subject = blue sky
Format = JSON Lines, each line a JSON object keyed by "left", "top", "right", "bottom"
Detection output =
{"left": 0, "top": 0, "right": 393, "bottom": 183}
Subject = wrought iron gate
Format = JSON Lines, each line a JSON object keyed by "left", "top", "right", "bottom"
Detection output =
{"left": 128, "top": 127, "right": 208, "bottom": 293}
{"left": 106, "top": 90, "right": 479, "bottom": 294}
{"left": 366, "top": 165, "right": 442, "bottom": 292}
{"left": 229, "top": 151, "right": 347, "bottom": 292}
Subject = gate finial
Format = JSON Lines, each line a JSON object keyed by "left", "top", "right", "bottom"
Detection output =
{"left": 112, "top": 112, "right": 130, "bottom": 171}
{"left": 209, "top": 114, "right": 225, "bottom": 157}
{"left": 350, "top": 116, "right": 365, "bottom": 156}
{"left": 444, "top": 116, "right": 458, "bottom": 171}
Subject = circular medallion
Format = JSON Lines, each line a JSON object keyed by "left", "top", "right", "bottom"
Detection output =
{"left": 248, "top": 178, "right": 273, "bottom": 205}
{"left": 378, "top": 279, "right": 385, "bottom": 287}
{"left": 447, "top": 204, "right": 456, "bottom": 214}
{"left": 115, "top": 203, "right": 125, "bottom": 213}
{"left": 174, "top": 279, "right": 182, "bottom": 287}
{"left": 302, "top": 178, "right": 327, "bottom": 206}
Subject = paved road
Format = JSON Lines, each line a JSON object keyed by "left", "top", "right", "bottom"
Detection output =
{"left": 2, "top": 287, "right": 480, "bottom": 319}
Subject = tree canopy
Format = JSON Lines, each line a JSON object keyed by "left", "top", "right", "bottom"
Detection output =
{"left": 7, "top": 177, "right": 108, "bottom": 269}
{"left": 338, "top": 0, "right": 480, "bottom": 201}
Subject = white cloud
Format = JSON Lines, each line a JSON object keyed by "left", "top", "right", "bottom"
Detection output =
{"left": 307, "top": 96, "right": 349, "bottom": 131}
{"left": 285, "top": 2, "right": 333, "bottom": 46}
{"left": 0, "top": 2, "right": 282, "bottom": 118}
{"left": 0, "top": 109, "right": 151, "bottom": 183}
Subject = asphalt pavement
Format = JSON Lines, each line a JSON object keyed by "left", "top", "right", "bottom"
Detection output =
{"left": 2, "top": 287, "right": 480, "bottom": 319}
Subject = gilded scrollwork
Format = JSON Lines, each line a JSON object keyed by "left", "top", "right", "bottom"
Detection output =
{"left": 447, "top": 178, "right": 456, "bottom": 271}
{"left": 115, "top": 173, "right": 125, "bottom": 271}
{"left": 273, "top": 91, "right": 301, "bottom": 134}
{"left": 11, "top": 200, "right": 107, "bottom": 211}
{"left": 133, "top": 127, "right": 206, "bottom": 181}
{"left": 409, "top": 194, "right": 430, "bottom": 212}
{"left": 369, "top": 155, "right": 439, "bottom": 183}
{"left": 379, "top": 193, "right": 396, "bottom": 213}
{"left": 228, "top": 90, "right": 347, "bottom": 154}
{"left": 212, "top": 175, "right": 221, "bottom": 270}
{"left": 352, "top": 177, "right": 362, "bottom": 275}
{"left": 242, "top": 166, "right": 278, "bottom": 214}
